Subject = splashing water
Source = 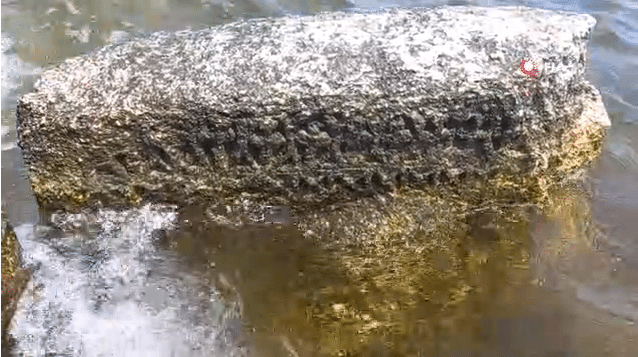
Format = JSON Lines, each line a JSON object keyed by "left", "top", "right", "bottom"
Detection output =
{"left": 8, "top": 204, "right": 249, "bottom": 357}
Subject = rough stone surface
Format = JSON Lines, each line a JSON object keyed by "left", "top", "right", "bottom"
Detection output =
{"left": 1, "top": 210, "right": 29, "bottom": 342}
{"left": 16, "top": 6, "right": 609, "bottom": 211}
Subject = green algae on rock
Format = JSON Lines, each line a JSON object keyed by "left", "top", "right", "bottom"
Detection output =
{"left": 17, "top": 6, "right": 608, "bottom": 212}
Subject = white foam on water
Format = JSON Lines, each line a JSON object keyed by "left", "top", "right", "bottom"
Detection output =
{"left": 2, "top": 35, "right": 40, "bottom": 104}
{"left": 2, "top": 34, "right": 40, "bottom": 153}
{"left": 9, "top": 204, "right": 247, "bottom": 357}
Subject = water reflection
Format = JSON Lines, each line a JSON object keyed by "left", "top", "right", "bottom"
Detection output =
{"left": 162, "top": 185, "right": 637, "bottom": 356}
{"left": 3, "top": 186, "right": 638, "bottom": 356}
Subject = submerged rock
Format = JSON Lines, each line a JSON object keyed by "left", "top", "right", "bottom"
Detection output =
{"left": 16, "top": 6, "right": 609, "bottom": 212}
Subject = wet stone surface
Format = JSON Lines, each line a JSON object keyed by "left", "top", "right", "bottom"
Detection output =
{"left": 1, "top": 210, "right": 30, "bottom": 344}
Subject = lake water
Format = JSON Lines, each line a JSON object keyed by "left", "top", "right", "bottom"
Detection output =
{"left": 2, "top": 0, "right": 638, "bottom": 356}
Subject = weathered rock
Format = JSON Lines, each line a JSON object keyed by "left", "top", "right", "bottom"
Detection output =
{"left": 12, "top": 7, "right": 614, "bottom": 355}
{"left": 17, "top": 6, "right": 609, "bottom": 211}
{"left": 1, "top": 210, "right": 29, "bottom": 341}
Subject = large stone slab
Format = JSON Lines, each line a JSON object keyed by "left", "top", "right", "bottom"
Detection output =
{"left": 16, "top": 6, "right": 609, "bottom": 211}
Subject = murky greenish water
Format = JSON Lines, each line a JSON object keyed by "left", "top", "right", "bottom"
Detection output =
{"left": 2, "top": 0, "right": 637, "bottom": 356}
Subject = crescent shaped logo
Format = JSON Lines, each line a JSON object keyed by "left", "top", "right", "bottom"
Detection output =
{"left": 520, "top": 58, "right": 539, "bottom": 77}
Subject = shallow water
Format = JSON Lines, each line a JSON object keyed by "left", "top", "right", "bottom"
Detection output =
{"left": 8, "top": 206, "right": 247, "bottom": 357}
{"left": 2, "top": 0, "right": 638, "bottom": 356}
